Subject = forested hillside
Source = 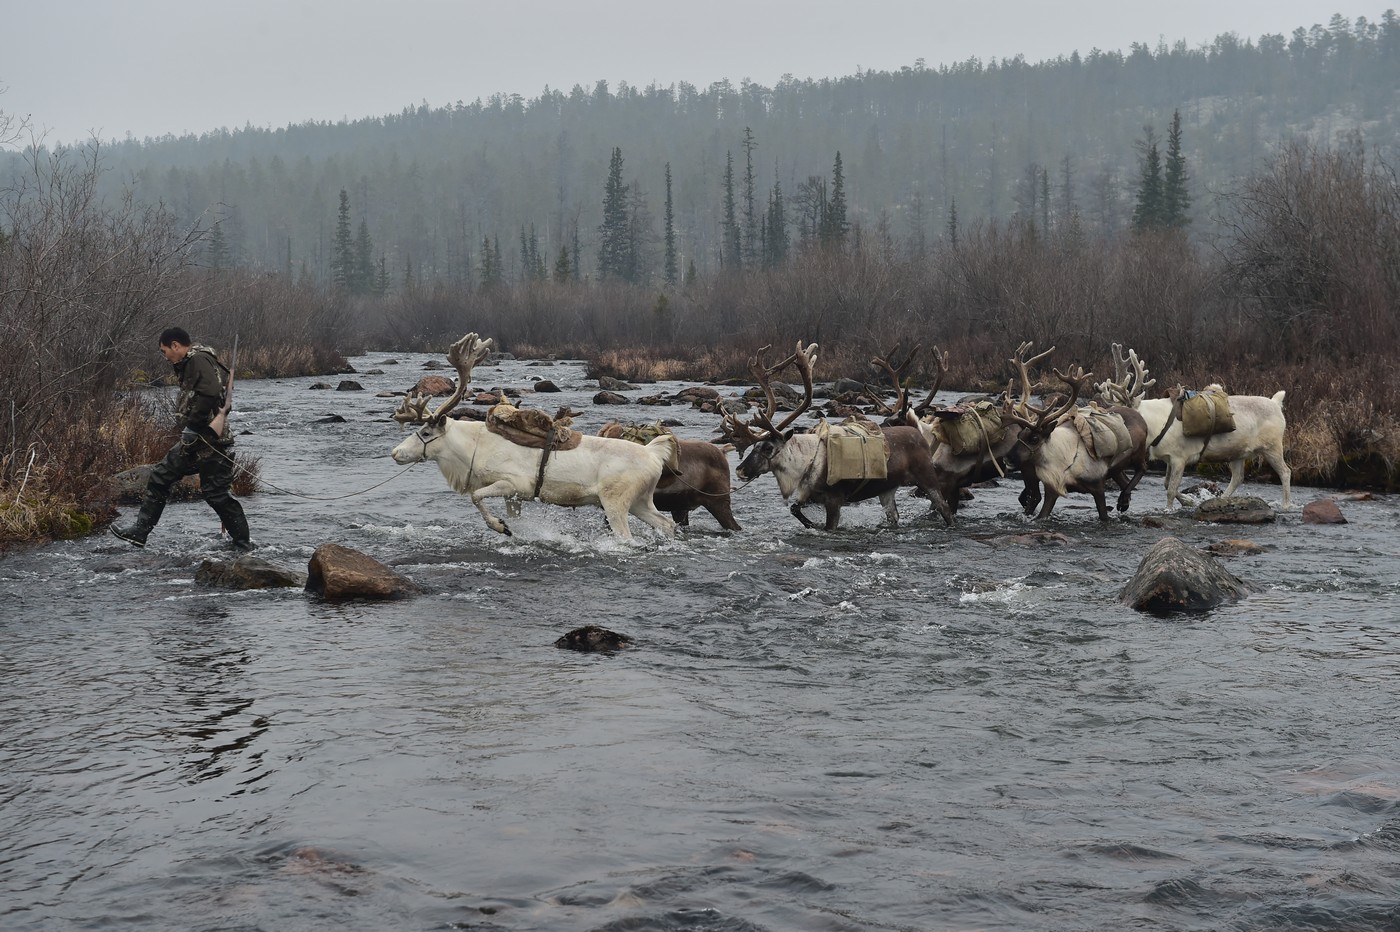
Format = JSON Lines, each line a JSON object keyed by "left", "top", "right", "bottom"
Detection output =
{"left": 19, "top": 10, "right": 1400, "bottom": 288}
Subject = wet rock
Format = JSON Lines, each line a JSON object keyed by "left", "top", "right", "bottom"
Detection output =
{"left": 375, "top": 391, "right": 403, "bottom": 398}
{"left": 413, "top": 375, "right": 456, "bottom": 397}
{"left": 1191, "top": 496, "right": 1275, "bottom": 524}
{"left": 1340, "top": 490, "right": 1376, "bottom": 502}
{"left": 978, "top": 530, "right": 1071, "bottom": 547}
{"left": 1204, "top": 539, "right": 1268, "bottom": 556}
{"left": 637, "top": 394, "right": 672, "bottom": 406}
{"left": 196, "top": 556, "right": 304, "bottom": 590}
{"left": 532, "top": 379, "right": 560, "bottom": 392}
{"left": 335, "top": 380, "right": 364, "bottom": 391}
{"left": 312, "top": 414, "right": 346, "bottom": 424}
{"left": 554, "top": 625, "right": 632, "bottom": 652}
{"left": 362, "top": 368, "right": 385, "bottom": 376}
{"left": 422, "top": 359, "right": 446, "bottom": 369}
{"left": 1302, "top": 498, "right": 1347, "bottom": 524}
{"left": 594, "top": 390, "right": 631, "bottom": 405}
{"left": 675, "top": 386, "right": 720, "bottom": 405}
{"left": 1120, "top": 536, "right": 1255, "bottom": 614}
{"left": 378, "top": 358, "right": 399, "bottom": 365}
{"left": 308, "top": 382, "right": 332, "bottom": 390}
{"left": 306, "top": 543, "right": 418, "bottom": 600}
{"left": 111, "top": 464, "right": 200, "bottom": 503}
{"left": 598, "top": 375, "right": 637, "bottom": 391}
{"left": 832, "top": 377, "right": 866, "bottom": 395}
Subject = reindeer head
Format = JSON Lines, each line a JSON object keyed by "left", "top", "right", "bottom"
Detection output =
{"left": 390, "top": 332, "right": 493, "bottom": 464}
{"left": 721, "top": 340, "right": 818, "bottom": 480}
{"left": 1000, "top": 346, "right": 1092, "bottom": 455}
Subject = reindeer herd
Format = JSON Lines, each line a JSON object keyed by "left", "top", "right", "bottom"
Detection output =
{"left": 389, "top": 333, "right": 1293, "bottom": 540}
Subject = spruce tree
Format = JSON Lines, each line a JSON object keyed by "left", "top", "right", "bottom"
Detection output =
{"left": 742, "top": 127, "right": 758, "bottom": 265}
{"left": 765, "top": 180, "right": 789, "bottom": 266}
{"left": 820, "top": 152, "right": 849, "bottom": 245}
{"left": 331, "top": 189, "right": 354, "bottom": 289}
{"left": 721, "top": 152, "right": 741, "bottom": 270}
{"left": 1162, "top": 109, "right": 1192, "bottom": 229}
{"left": 354, "top": 219, "right": 374, "bottom": 293}
{"left": 1131, "top": 126, "right": 1165, "bottom": 232}
{"left": 597, "top": 147, "right": 631, "bottom": 281}
{"left": 554, "top": 244, "right": 572, "bottom": 283}
{"left": 663, "top": 163, "right": 678, "bottom": 287}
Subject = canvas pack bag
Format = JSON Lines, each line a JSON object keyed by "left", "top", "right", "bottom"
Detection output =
{"left": 929, "top": 400, "right": 1004, "bottom": 456}
{"left": 820, "top": 418, "right": 889, "bottom": 484}
{"left": 1180, "top": 389, "right": 1236, "bottom": 438}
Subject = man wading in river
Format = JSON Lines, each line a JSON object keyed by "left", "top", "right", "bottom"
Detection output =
{"left": 111, "top": 327, "right": 253, "bottom": 551}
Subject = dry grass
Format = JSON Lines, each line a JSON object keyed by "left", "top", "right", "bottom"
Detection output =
{"left": 236, "top": 343, "right": 350, "bottom": 379}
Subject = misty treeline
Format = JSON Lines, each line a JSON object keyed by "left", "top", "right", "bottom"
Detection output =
{"left": 4, "top": 10, "right": 1396, "bottom": 291}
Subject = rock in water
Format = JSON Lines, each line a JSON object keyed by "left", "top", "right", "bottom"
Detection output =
{"left": 306, "top": 543, "right": 418, "bottom": 600}
{"left": 1301, "top": 498, "right": 1347, "bottom": 524}
{"left": 555, "top": 625, "right": 632, "bottom": 652}
{"left": 1119, "top": 536, "right": 1255, "bottom": 614}
{"left": 1191, "top": 496, "right": 1275, "bottom": 524}
{"left": 196, "top": 556, "right": 304, "bottom": 590}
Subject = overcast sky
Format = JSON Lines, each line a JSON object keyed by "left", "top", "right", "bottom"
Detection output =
{"left": 0, "top": 0, "right": 1375, "bottom": 147}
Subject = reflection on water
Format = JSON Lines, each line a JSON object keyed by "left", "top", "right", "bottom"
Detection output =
{"left": 2, "top": 351, "right": 1398, "bottom": 930}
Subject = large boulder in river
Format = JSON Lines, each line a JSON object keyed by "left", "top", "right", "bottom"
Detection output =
{"left": 196, "top": 556, "right": 304, "bottom": 590}
{"left": 306, "top": 543, "right": 418, "bottom": 600}
{"left": 1302, "top": 498, "right": 1347, "bottom": 524}
{"left": 1120, "top": 536, "right": 1255, "bottom": 614}
{"left": 594, "top": 390, "right": 631, "bottom": 405}
{"left": 598, "top": 375, "right": 637, "bottom": 391}
{"left": 1191, "top": 496, "right": 1275, "bottom": 524}
{"left": 413, "top": 375, "right": 456, "bottom": 396}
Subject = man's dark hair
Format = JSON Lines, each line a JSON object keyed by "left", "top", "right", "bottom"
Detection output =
{"left": 159, "top": 327, "right": 192, "bottom": 347}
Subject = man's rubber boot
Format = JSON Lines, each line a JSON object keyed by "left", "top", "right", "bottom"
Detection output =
{"left": 110, "top": 522, "right": 150, "bottom": 547}
{"left": 222, "top": 510, "right": 254, "bottom": 552}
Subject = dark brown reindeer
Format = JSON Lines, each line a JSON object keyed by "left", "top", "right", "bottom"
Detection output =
{"left": 914, "top": 342, "right": 1044, "bottom": 521}
{"left": 1000, "top": 351, "right": 1149, "bottom": 521}
{"left": 722, "top": 340, "right": 953, "bottom": 530}
{"left": 598, "top": 422, "right": 741, "bottom": 531}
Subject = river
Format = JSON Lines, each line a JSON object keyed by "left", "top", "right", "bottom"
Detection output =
{"left": 2, "top": 350, "right": 1398, "bottom": 931}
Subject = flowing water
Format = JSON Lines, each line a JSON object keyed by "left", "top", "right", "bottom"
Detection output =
{"left": 3, "top": 351, "right": 1399, "bottom": 931}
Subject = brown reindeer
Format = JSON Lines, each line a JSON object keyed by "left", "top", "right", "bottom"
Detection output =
{"left": 722, "top": 341, "right": 953, "bottom": 530}
{"left": 598, "top": 422, "right": 741, "bottom": 531}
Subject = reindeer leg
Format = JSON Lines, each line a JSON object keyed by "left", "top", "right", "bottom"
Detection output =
{"left": 1019, "top": 473, "right": 1042, "bottom": 515}
{"left": 823, "top": 501, "right": 843, "bottom": 531}
{"left": 1264, "top": 448, "right": 1292, "bottom": 509}
{"left": 470, "top": 479, "right": 518, "bottom": 536}
{"left": 1035, "top": 487, "right": 1061, "bottom": 521}
{"left": 1091, "top": 485, "right": 1111, "bottom": 521}
{"left": 879, "top": 490, "right": 899, "bottom": 528}
{"left": 1163, "top": 458, "right": 1186, "bottom": 510}
{"left": 1223, "top": 459, "right": 1246, "bottom": 499}
{"left": 790, "top": 502, "right": 820, "bottom": 529}
{"left": 601, "top": 496, "right": 636, "bottom": 540}
{"left": 630, "top": 496, "right": 676, "bottom": 538}
{"left": 706, "top": 499, "right": 741, "bottom": 532}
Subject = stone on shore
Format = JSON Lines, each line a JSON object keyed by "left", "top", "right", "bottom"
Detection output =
{"left": 306, "top": 543, "right": 418, "bottom": 600}
{"left": 1120, "top": 536, "right": 1256, "bottom": 614}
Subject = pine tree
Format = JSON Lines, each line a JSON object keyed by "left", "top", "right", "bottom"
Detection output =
{"left": 597, "top": 147, "right": 631, "bottom": 280}
{"left": 376, "top": 255, "right": 390, "bottom": 295}
{"left": 1131, "top": 126, "right": 1165, "bottom": 232}
{"left": 663, "top": 162, "right": 678, "bottom": 287}
{"left": 1162, "top": 109, "right": 1192, "bottom": 229}
{"left": 947, "top": 198, "right": 960, "bottom": 247}
{"left": 331, "top": 189, "right": 354, "bottom": 289}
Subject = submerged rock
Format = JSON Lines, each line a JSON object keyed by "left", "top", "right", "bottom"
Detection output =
{"left": 306, "top": 543, "right": 418, "bottom": 600}
{"left": 196, "top": 556, "right": 304, "bottom": 590}
{"left": 1120, "top": 536, "right": 1255, "bottom": 614}
{"left": 594, "top": 390, "right": 630, "bottom": 405}
{"left": 1204, "top": 539, "right": 1268, "bottom": 556}
{"left": 1191, "top": 496, "right": 1275, "bottom": 524}
{"left": 554, "top": 625, "right": 632, "bottom": 652}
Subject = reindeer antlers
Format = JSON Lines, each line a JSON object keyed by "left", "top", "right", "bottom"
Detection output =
{"left": 393, "top": 331, "right": 495, "bottom": 424}
{"left": 721, "top": 339, "right": 818, "bottom": 448}
{"left": 1096, "top": 343, "right": 1155, "bottom": 405}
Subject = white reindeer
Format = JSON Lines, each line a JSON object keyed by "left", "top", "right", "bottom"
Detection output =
{"left": 390, "top": 333, "right": 679, "bottom": 539}
{"left": 1096, "top": 345, "right": 1292, "bottom": 510}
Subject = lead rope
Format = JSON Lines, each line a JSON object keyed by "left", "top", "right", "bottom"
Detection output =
{"left": 197, "top": 434, "right": 421, "bottom": 501}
